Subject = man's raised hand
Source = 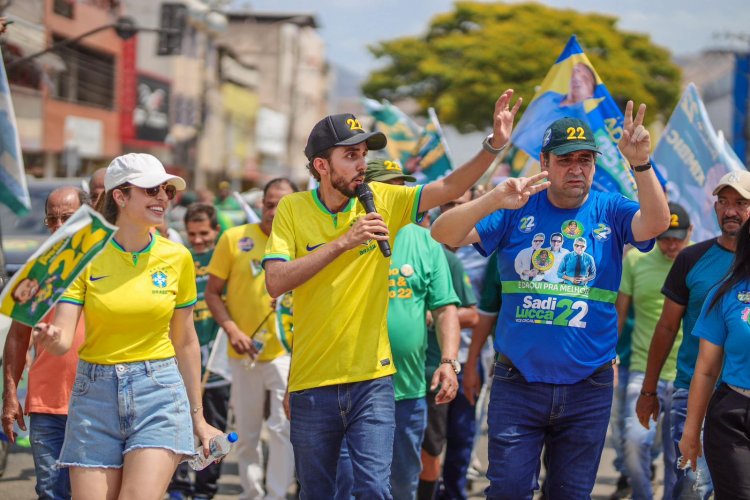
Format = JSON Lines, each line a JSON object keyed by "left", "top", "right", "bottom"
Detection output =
{"left": 490, "top": 89, "right": 523, "bottom": 149}
{"left": 619, "top": 101, "right": 651, "bottom": 166}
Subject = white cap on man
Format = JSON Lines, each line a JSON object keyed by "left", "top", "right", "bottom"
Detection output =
{"left": 104, "top": 153, "right": 186, "bottom": 192}
{"left": 712, "top": 170, "right": 750, "bottom": 199}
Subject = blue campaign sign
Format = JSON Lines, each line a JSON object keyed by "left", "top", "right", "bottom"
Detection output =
{"left": 511, "top": 35, "right": 638, "bottom": 199}
{"left": 0, "top": 47, "right": 30, "bottom": 215}
{"left": 654, "top": 83, "right": 745, "bottom": 243}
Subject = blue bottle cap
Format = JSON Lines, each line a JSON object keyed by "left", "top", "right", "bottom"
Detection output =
{"left": 227, "top": 432, "right": 238, "bottom": 443}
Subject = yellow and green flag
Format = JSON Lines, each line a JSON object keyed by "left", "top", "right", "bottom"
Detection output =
{"left": 0, "top": 206, "right": 117, "bottom": 325}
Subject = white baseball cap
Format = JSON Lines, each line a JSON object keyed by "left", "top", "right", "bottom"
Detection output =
{"left": 104, "top": 153, "right": 186, "bottom": 192}
{"left": 712, "top": 170, "right": 750, "bottom": 199}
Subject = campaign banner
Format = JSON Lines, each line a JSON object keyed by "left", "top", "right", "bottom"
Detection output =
{"left": 0, "top": 205, "right": 117, "bottom": 326}
{"left": 362, "top": 97, "right": 422, "bottom": 167}
{"left": 653, "top": 83, "right": 744, "bottom": 243}
{"left": 275, "top": 292, "right": 293, "bottom": 353}
{"left": 0, "top": 47, "right": 30, "bottom": 215}
{"left": 411, "top": 108, "right": 454, "bottom": 183}
{"left": 511, "top": 35, "right": 638, "bottom": 199}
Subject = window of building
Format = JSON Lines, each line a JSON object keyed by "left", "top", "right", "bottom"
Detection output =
{"left": 50, "top": 36, "right": 115, "bottom": 109}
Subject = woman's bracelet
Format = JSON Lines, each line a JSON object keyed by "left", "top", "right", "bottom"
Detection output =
{"left": 639, "top": 390, "right": 657, "bottom": 397}
{"left": 191, "top": 405, "right": 203, "bottom": 414}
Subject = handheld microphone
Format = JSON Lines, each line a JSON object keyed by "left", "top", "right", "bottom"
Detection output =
{"left": 355, "top": 183, "right": 391, "bottom": 257}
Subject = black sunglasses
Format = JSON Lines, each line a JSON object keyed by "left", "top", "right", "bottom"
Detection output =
{"left": 120, "top": 183, "right": 177, "bottom": 200}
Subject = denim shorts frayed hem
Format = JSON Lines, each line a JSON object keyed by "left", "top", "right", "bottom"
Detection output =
{"left": 123, "top": 444, "right": 197, "bottom": 463}
{"left": 56, "top": 445, "right": 197, "bottom": 469}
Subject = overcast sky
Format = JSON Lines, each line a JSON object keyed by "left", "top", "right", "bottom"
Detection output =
{"left": 237, "top": 0, "right": 749, "bottom": 76}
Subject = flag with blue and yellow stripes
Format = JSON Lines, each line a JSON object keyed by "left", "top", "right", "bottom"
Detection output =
{"left": 511, "top": 35, "right": 638, "bottom": 199}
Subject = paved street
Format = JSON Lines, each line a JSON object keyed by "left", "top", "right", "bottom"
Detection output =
{"left": 0, "top": 427, "right": 665, "bottom": 499}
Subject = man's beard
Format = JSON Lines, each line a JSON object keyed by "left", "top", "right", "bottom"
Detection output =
{"left": 331, "top": 169, "right": 358, "bottom": 198}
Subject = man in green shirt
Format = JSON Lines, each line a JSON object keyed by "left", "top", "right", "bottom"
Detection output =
{"left": 168, "top": 203, "right": 230, "bottom": 500}
{"left": 336, "top": 159, "right": 461, "bottom": 500}
{"left": 615, "top": 202, "right": 691, "bottom": 499}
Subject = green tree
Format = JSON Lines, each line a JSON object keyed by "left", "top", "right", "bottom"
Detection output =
{"left": 363, "top": 2, "right": 681, "bottom": 131}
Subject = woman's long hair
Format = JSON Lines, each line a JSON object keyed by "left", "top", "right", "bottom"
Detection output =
{"left": 709, "top": 217, "right": 750, "bottom": 311}
{"left": 94, "top": 183, "right": 129, "bottom": 225}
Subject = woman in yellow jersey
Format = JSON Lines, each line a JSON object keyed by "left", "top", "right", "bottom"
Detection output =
{"left": 33, "top": 153, "right": 222, "bottom": 499}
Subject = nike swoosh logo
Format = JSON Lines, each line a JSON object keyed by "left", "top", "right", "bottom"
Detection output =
{"left": 90, "top": 275, "right": 109, "bottom": 282}
{"left": 306, "top": 243, "right": 324, "bottom": 252}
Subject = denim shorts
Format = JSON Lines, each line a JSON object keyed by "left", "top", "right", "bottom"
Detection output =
{"left": 58, "top": 357, "right": 195, "bottom": 468}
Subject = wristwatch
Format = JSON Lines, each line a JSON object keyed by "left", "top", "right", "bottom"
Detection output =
{"left": 441, "top": 358, "right": 461, "bottom": 375}
{"left": 482, "top": 134, "right": 507, "bottom": 156}
{"left": 632, "top": 161, "right": 652, "bottom": 172}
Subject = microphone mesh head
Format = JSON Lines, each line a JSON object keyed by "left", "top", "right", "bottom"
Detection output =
{"left": 355, "top": 183, "right": 372, "bottom": 200}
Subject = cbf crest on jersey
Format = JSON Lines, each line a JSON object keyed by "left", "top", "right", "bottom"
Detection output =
{"left": 151, "top": 271, "right": 168, "bottom": 288}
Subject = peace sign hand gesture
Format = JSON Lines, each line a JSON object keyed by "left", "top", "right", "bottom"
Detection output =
{"left": 490, "top": 89, "right": 523, "bottom": 149}
{"left": 618, "top": 101, "right": 651, "bottom": 167}
{"left": 492, "top": 171, "right": 551, "bottom": 211}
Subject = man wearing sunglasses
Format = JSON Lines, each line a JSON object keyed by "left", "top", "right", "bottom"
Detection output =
{"left": 2, "top": 186, "right": 88, "bottom": 499}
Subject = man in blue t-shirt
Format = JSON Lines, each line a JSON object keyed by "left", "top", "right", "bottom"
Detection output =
{"left": 635, "top": 170, "right": 750, "bottom": 497}
{"left": 432, "top": 104, "right": 670, "bottom": 498}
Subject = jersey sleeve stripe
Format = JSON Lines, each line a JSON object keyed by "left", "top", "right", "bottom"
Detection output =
{"left": 59, "top": 298, "right": 84, "bottom": 306}
{"left": 175, "top": 298, "right": 197, "bottom": 309}
{"left": 261, "top": 254, "right": 291, "bottom": 268}
{"left": 411, "top": 184, "right": 425, "bottom": 224}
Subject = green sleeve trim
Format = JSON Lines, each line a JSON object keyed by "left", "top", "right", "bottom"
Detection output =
{"left": 429, "top": 298, "right": 461, "bottom": 311}
{"left": 410, "top": 184, "right": 425, "bottom": 224}
{"left": 261, "top": 254, "right": 291, "bottom": 268}
{"left": 59, "top": 298, "right": 84, "bottom": 306}
{"left": 500, "top": 280, "right": 618, "bottom": 303}
{"left": 175, "top": 298, "right": 197, "bottom": 309}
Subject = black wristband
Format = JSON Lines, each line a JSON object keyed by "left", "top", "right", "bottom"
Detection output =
{"left": 632, "top": 162, "right": 652, "bottom": 172}
{"left": 640, "top": 390, "right": 657, "bottom": 397}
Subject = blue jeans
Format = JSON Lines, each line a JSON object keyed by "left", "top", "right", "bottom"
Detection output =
{"left": 336, "top": 397, "right": 427, "bottom": 500}
{"left": 30, "top": 413, "right": 71, "bottom": 499}
{"left": 441, "top": 365, "right": 481, "bottom": 500}
{"left": 623, "top": 371, "right": 675, "bottom": 499}
{"left": 290, "top": 376, "right": 395, "bottom": 500}
{"left": 670, "top": 388, "right": 713, "bottom": 499}
{"left": 486, "top": 361, "right": 613, "bottom": 500}
{"left": 609, "top": 365, "right": 629, "bottom": 475}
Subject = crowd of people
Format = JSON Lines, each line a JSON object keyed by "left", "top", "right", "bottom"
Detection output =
{"left": 0, "top": 84, "right": 748, "bottom": 500}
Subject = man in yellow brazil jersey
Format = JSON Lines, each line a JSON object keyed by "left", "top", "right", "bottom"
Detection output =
{"left": 262, "top": 89, "right": 549, "bottom": 499}
{"left": 205, "top": 178, "right": 298, "bottom": 500}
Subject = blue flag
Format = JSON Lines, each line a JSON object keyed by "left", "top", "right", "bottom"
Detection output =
{"left": 654, "top": 83, "right": 744, "bottom": 243}
{"left": 0, "top": 47, "right": 30, "bottom": 215}
{"left": 511, "top": 35, "right": 638, "bottom": 199}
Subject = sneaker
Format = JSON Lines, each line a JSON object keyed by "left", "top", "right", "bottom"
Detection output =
{"left": 15, "top": 435, "right": 31, "bottom": 448}
{"left": 609, "top": 474, "right": 630, "bottom": 499}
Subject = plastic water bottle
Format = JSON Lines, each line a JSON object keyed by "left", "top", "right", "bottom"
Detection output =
{"left": 188, "top": 432, "right": 238, "bottom": 471}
